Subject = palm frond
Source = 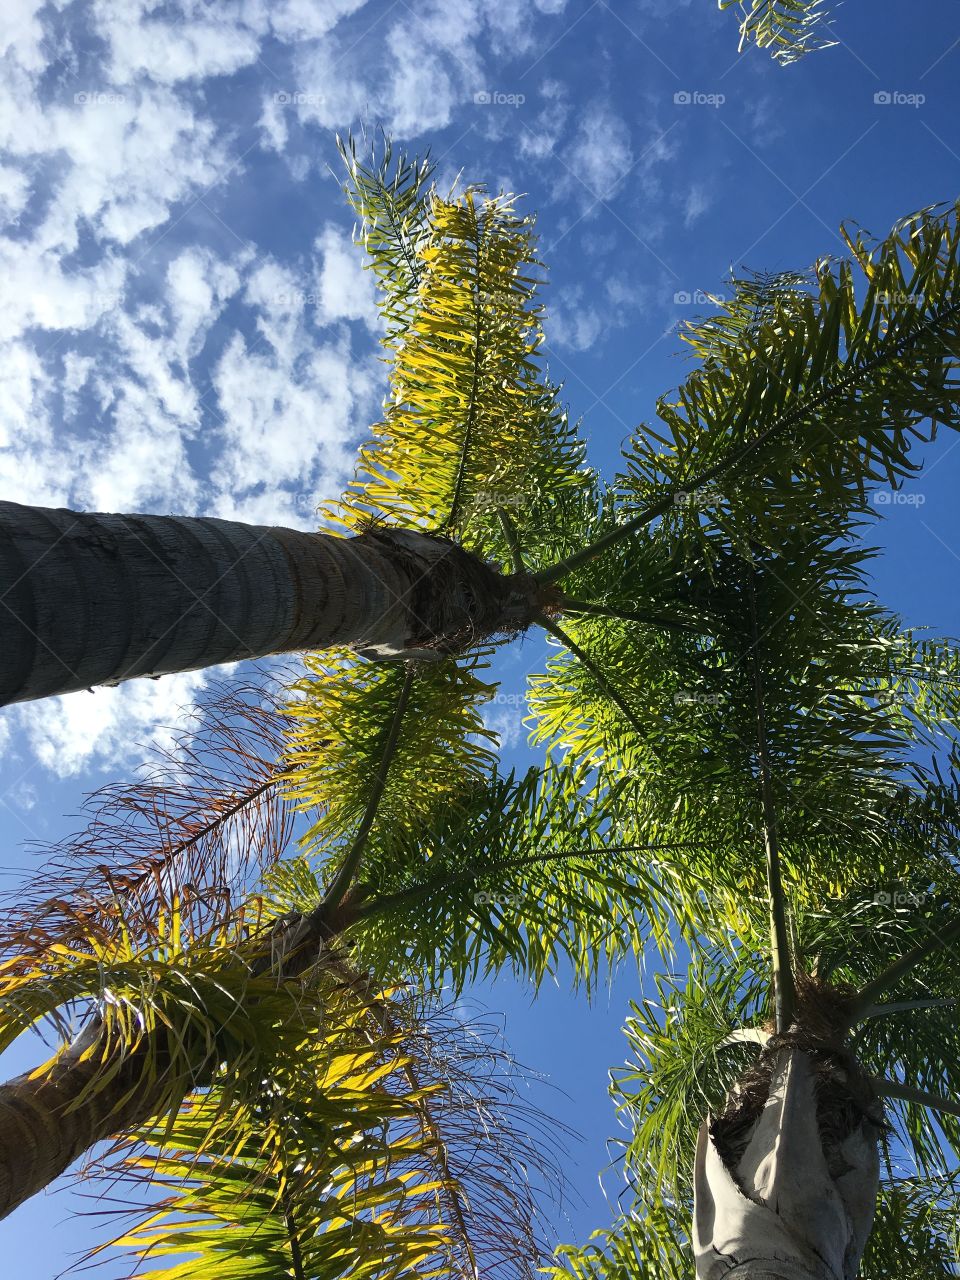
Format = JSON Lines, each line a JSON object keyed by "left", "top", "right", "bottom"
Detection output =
{"left": 860, "top": 1175, "right": 960, "bottom": 1277}
{"left": 86, "top": 987, "right": 564, "bottom": 1280}
{"left": 345, "top": 764, "right": 672, "bottom": 995}
{"left": 337, "top": 129, "right": 435, "bottom": 340}
{"left": 281, "top": 650, "right": 499, "bottom": 888}
{"left": 0, "top": 674, "right": 292, "bottom": 959}
{"left": 548, "top": 1207, "right": 692, "bottom": 1280}
{"left": 720, "top": 0, "right": 836, "bottom": 64}
{"left": 324, "top": 156, "right": 590, "bottom": 559}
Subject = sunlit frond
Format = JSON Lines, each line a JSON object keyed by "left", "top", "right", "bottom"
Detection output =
{"left": 281, "top": 650, "right": 499, "bottom": 883}
{"left": 719, "top": 0, "right": 836, "bottom": 64}
{"left": 325, "top": 147, "right": 591, "bottom": 562}
{"left": 87, "top": 987, "right": 564, "bottom": 1280}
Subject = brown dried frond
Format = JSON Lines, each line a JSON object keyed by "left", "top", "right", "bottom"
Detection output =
{"left": 0, "top": 668, "right": 301, "bottom": 961}
{"left": 362, "top": 989, "right": 573, "bottom": 1280}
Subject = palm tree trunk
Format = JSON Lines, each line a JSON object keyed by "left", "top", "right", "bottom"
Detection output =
{"left": 693, "top": 1048, "right": 881, "bottom": 1280}
{"left": 0, "top": 1024, "right": 163, "bottom": 1220}
{"left": 0, "top": 502, "right": 537, "bottom": 706}
{"left": 0, "top": 899, "right": 360, "bottom": 1220}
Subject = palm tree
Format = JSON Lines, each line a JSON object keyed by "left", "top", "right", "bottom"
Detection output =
{"left": 541, "top": 337, "right": 960, "bottom": 1270}
{"left": 3, "top": 137, "right": 960, "bottom": 1274}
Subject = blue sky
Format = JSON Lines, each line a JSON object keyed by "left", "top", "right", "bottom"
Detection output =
{"left": 2, "top": 0, "right": 960, "bottom": 1272}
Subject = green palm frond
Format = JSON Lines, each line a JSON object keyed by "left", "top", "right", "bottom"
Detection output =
{"left": 282, "top": 651, "right": 498, "bottom": 882}
{"left": 860, "top": 1176, "right": 960, "bottom": 1277}
{"left": 337, "top": 129, "right": 435, "bottom": 339}
{"left": 527, "top": 530, "right": 937, "bottom": 925}
{"left": 609, "top": 948, "right": 769, "bottom": 1204}
{"left": 609, "top": 204, "right": 960, "bottom": 565}
{"left": 324, "top": 144, "right": 591, "bottom": 560}
{"left": 719, "top": 0, "right": 836, "bottom": 64}
{"left": 548, "top": 1207, "right": 692, "bottom": 1280}
{"left": 91, "top": 1004, "right": 453, "bottom": 1280}
{"left": 345, "top": 764, "right": 672, "bottom": 994}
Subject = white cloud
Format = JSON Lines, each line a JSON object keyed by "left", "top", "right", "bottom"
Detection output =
{"left": 0, "top": 86, "right": 231, "bottom": 256}
{"left": 0, "top": 0, "right": 48, "bottom": 73}
{"left": 482, "top": 706, "right": 524, "bottom": 752}
{"left": 0, "top": 238, "right": 127, "bottom": 342}
{"left": 10, "top": 669, "right": 211, "bottom": 777}
{"left": 261, "top": 0, "right": 370, "bottom": 42}
{"left": 93, "top": 1, "right": 261, "bottom": 85}
{"left": 683, "top": 184, "right": 711, "bottom": 227}
{"left": 562, "top": 101, "right": 635, "bottom": 206}
{"left": 79, "top": 384, "right": 203, "bottom": 513}
{"left": 210, "top": 326, "right": 377, "bottom": 522}
{"left": 166, "top": 247, "right": 247, "bottom": 362}
{"left": 546, "top": 286, "right": 606, "bottom": 352}
{"left": 288, "top": 0, "right": 565, "bottom": 138}
{"left": 0, "top": 163, "right": 30, "bottom": 223}
{"left": 257, "top": 93, "right": 290, "bottom": 155}
{"left": 313, "top": 225, "right": 379, "bottom": 331}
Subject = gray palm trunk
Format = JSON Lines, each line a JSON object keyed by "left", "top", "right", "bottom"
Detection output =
{"left": 0, "top": 502, "right": 538, "bottom": 706}
{"left": 693, "top": 1047, "right": 882, "bottom": 1280}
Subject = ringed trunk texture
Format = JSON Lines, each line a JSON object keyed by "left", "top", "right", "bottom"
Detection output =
{"left": 693, "top": 1046, "right": 882, "bottom": 1280}
{"left": 0, "top": 1027, "right": 164, "bottom": 1221}
{"left": 0, "top": 502, "right": 538, "bottom": 706}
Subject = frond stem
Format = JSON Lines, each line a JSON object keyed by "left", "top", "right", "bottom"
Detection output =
{"left": 318, "top": 667, "right": 415, "bottom": 911}
{"left": 871, "top": 1076, "right": 960, "bottom": 1120}
{"left": 555, "top": 596, "right": 698, "bottom": 633}
{"left": 444, "top": 202, "right": 486, "bottom": 531}
{"left": 848, "top": 915, "right": 960, "bottom": 1024}
{"left": 281, "top": 1182, "right": 307, "bottom": 1280}
{"left": 352, "top": 841, "right": 709, "bottom": 923}
{"left": 859, "top": 997, "right": 958, "bottom": 1021}
{"left": 497, "top": 510, "right": 526, "bottom": 574}
{"left": 535, "top": 613, "right": 646, "bottom": 740}
{"left": 534, "top": 294, "right": 960, "bottom": 586}
{"left": 748, "top": 570, "right": 796, "bottom": 1033}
